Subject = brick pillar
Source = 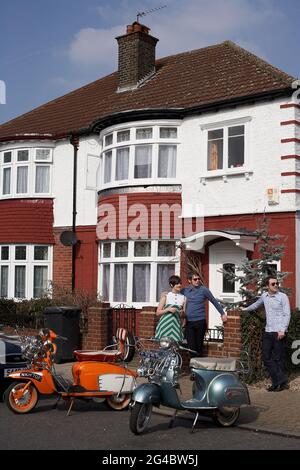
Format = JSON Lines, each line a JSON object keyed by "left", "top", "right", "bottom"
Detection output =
{"left": 138, "top": 306, "right": 157, "bottom": 339}
{"left": 223, "top": 310, "right": 242, "bottom": 358}
{"left": 82, "top": 304, "right": 111, "bottom": 350}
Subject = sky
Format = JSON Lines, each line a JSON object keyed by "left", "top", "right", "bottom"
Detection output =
{"left": 0, "top": 0, "right": 300, "bottom": 125}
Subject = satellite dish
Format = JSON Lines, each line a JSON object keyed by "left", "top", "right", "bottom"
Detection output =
{"left": 60, "top": 231, "right": 77, "bottom": 246}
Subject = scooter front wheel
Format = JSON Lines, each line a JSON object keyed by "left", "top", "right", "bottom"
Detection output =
{"left": 130, "top": 402, "right": 153, "bottom": 435}
{"left": 106, "top": 393, "right": 131, "bottom": 410}
{"left": 5, "top": 381, "right": 38, "bottom": 414}
{"left": 212, "top": 407, "right": 240, "bottom": 427}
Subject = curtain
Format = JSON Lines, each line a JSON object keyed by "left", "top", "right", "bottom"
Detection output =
{"left": 116, "top": 148, "right": 129, "bottom": 180}
{"left": 158, "top": 145, "right": 177, "bottom": 178}
{"left": 158, "top": 241, "right": 175, "bottom": 257}
{"left": 156, "top": 264, "right": 175, "bottom": 301}
{"left": 134, "top": 241, "right": 151, "bottom": 257}
{"left": 36, "top": 149, "right": 50, "bottom": 160}
{"left": 104, "top": 151, "right": 112, "bottom": 183}
{"left": 0, "top": 266, "right": 8, "bottom": 297}
{"left": 136, "top": 128, "right": 152, "bottom": 139}
{"left": 132, "top": 264, "right": 150, "bottom": 302}
{"left": 33, "top": 266, "right": 48, "bottom": 298}
{"left": 102, "top": 264, "right": 110, "bottom": 301}
{"left": 117, "top": 130, "right": 130, "bottom": 142}
{"left": 2, "top": 167, "right": 11, "bottom": 194}
{"left": 15, "top": 266, "right": 26, "bottom": 298}
{"left": 208, "top": 142, "right": 218, "bottom": 171}
{"left": 115, "top": 242, "right": 128, "bottom": 257}
{"left": 113, "top": 264, "right": 127, "bottom": 302}
{"left": 35, "top": 166, "right": 50, "bottom": 193}
{"left": 160, "top": 128, "right": 177, "bottom": 138}
{"left": 134, "top": 145, "right": 152, "bottom": 178}
{"left": 17, "top": 166, "right": 28, "bottom": 193}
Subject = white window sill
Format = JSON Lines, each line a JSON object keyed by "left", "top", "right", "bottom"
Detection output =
{"left": 100, "top": 178, "right": 180, "bottom": 190}
{"left": 200, "top": 169, "right": 253, "bottom": 183}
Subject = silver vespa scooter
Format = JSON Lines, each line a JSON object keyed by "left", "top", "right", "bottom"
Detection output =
{"left": 129, "top": 337, "right": 250, "bottom": 434}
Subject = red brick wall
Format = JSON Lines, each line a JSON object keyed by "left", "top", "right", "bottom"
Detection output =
{"left": 53, "top": 228, "right": 72, "bottom": 290}
{"left": 0, "top": 199, "right": 54, "bottom": 244}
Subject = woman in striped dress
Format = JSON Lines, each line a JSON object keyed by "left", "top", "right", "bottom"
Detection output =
{"left": 155, "top": 275, "right": 186, "bottom": 341}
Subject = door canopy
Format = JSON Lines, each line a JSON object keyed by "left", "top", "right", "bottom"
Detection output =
{"left": 182, "top": 230, "right": 257, "bottom": 253}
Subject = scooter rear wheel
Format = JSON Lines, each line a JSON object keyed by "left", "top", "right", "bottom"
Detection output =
{"left": 106, "top": 393, "right": 131, "bottom": 410}
{"left": 212, "top": 407, "right": 240, "bottom": 427}
{"left": 5, "top": 381, "right": 38, "bottom": 414}
{"left": 130, "top": 402, "right": 153, "bottom": 435}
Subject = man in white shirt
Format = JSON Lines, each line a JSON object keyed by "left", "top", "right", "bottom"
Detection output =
{"left": 241, "top": 277, "right": 291, "bottom": 392}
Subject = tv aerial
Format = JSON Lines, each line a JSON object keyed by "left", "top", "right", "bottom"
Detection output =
{"left": 137, "top": 5, "right": 167, "bottom": 22}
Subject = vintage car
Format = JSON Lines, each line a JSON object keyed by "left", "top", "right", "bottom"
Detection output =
{"left": 0, "top": 331, "right": 28, "bottom": 400}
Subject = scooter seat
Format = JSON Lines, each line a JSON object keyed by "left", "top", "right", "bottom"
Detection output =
{"left": 190, "top": 357, "right": 237, "bottom": 372}
{"left": 73, "top": 350, "right": 121, "bottom": 362}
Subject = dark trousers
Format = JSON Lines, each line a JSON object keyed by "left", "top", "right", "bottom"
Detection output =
{"left": 262, "top": 332, "right": 288, "bottom": 387}
{"left": 186, "top": 320, "right": 207, "bottom": 357}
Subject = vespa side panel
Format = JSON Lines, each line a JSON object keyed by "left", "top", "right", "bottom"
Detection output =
{"left": 207, "top": 373, "right": 250, "bottom": 408}
{"left": 73, "top": 362, "right": 137, "bottom": 392}
{"left": 132, "top": 383, "right": 161, "bottom": 406}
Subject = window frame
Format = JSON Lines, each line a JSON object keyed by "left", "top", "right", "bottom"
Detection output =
{"left": 100, "top": 121, "right": 180, "bottom": 188}
{"left": 0, "top": 147, "right": 53, "bottom": 198}
{"left": 201, "top": 117, "right": 251, "bottom": 178}
{"left": 0, "top": 244, "right": 53, "bottom": 300}
{"left": 99, "top": 240, "right": 179, "bottom": 307}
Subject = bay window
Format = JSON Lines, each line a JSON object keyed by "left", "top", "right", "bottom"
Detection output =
{"left": 99, "top": 240, "right": 179, "bottom": 306}
{"left": 0, "top": 147, "right": 52, "bottom": 198}
{"left": 0, "top": 244, "right": 52, "bottom": 299}
{"left": 100, "top": 123, "right": 179, "bottom": 186}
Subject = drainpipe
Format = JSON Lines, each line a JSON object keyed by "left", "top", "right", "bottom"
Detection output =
{"left": 70, "top": 135, "right": 79, "bottom": 291}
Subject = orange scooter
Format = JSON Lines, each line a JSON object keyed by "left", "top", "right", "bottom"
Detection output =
{"left": 5, "top": 328, "right": 137, "bottom": 414}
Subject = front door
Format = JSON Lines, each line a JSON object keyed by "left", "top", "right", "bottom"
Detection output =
{"left": 209, "top": 240, "right": 245, "bottom": 329}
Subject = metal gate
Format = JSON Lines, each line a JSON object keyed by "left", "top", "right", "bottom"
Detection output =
{"left": 110, "top": 305, "right": 139, "bottom": 338}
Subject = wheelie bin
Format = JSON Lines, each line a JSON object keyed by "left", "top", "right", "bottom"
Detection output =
{"left": 44, "top": 306, "right": 81, "bottom": 363}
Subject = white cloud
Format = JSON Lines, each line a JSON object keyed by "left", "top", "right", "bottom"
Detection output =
{"left": 67, "top": 0, "right": 285, "bottom": 70}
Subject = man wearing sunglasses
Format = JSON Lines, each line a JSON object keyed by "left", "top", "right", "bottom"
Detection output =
{"left": 241, "top": 276, "right": 291, "bottom": 392}
{"left": 181, "top": 272, "right": 227, "bottom": 357}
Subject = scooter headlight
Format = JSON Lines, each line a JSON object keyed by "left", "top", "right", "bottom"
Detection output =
{"left": 159, "top": 337, "right": 171, "bottom": 349}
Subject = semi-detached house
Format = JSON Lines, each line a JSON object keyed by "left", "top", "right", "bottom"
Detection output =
{"left": 0, "top": 21, "right": 299, "bottom": 329}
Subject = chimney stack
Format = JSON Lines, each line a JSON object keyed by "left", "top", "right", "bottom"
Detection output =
{"left": 116, "top": 22, "right": 159, "bottom": 92}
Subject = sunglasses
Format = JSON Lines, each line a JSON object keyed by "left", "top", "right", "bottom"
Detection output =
{"left": 192, "top": 278, "right": 201, "bottom": 281}
{"left": 270, "top": 282, "right": 279, "bottom": 286}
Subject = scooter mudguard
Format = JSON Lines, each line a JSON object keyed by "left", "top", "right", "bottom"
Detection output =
{"left": 132, "top": 383, "right": 161, "bottom": 407}
{"left": 207, "top": 373, "right": 250, "bottom": 408}
{"left": 9, "top": 369, "right": 56, "bottom": 394}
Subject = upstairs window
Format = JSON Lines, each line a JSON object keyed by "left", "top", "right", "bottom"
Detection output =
{"left": 207, "top": 124, "right": 245, "bottom": 172}
{"left": 0, "top": 147, "right": 53, "bottom": 198}
{"left": 100, "top": 124, "right": 179, "bottom": 186}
